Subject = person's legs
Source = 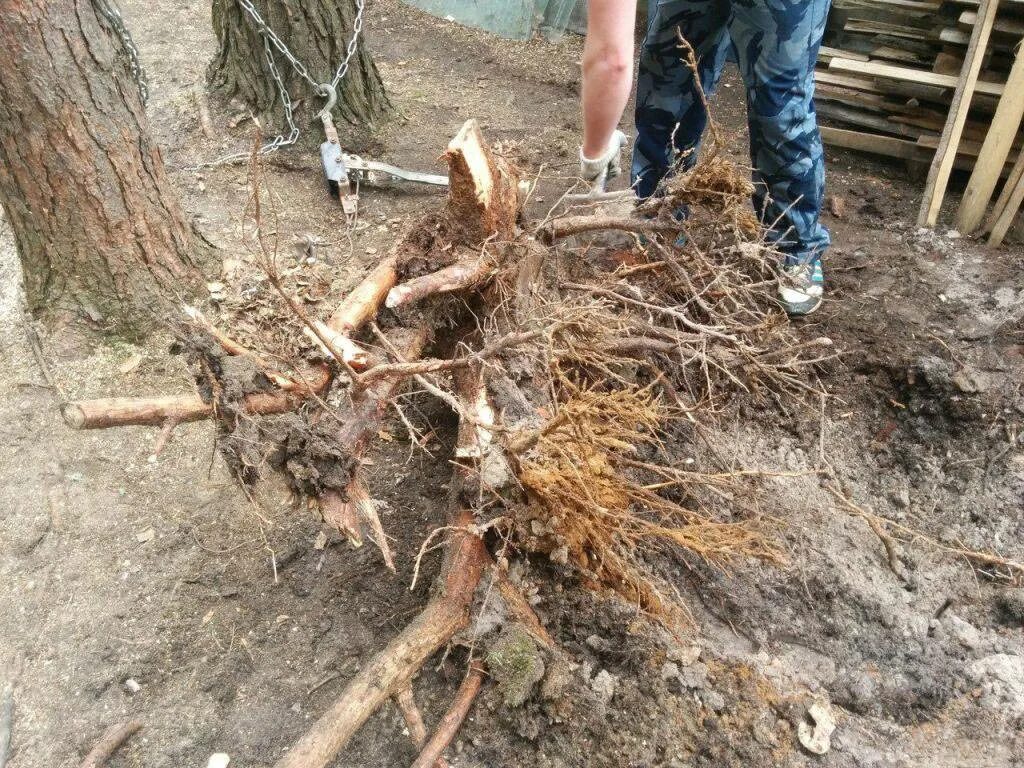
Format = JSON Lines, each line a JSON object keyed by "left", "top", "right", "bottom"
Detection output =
{"left": 582, "top": 0, "right": 639, "bottom": 159}
{"left": 632, "top": 0, "right": 731, "bottom": 198}
{"left": 728, "top": 0, "right": 831, "bottom": 283}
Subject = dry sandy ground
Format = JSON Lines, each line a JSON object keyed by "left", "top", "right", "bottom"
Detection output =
{"left": 1, "top": 1, "right": 1023, "bottom": 767}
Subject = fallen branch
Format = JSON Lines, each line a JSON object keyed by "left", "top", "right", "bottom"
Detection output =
{"left": 386, "top": 257, "right": 496, "bottom": 309}
{"left": 62, "top": 364, "right": 331, "bottom": 430}
{"left": 409, "top": 661, "right": 485, "bottom": 768}
{"left": 79, "top": 720, "right": 142, "bottom": 768}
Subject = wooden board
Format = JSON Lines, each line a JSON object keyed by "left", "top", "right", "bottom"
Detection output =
{"left": 917, "top": 0, "right": 1000, "bottom": 227}
{"left": 958, "top": 42, "right": 1024, "bottom": 233}
{"left": 829, "top": 57, "right": 1005, "bottom": 97}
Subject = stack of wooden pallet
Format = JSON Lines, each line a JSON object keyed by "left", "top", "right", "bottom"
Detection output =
{"left": 815, "top": 0, "right": 1024, "bottom": 239}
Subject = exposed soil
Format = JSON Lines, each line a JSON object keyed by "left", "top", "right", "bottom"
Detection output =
{"left": 1, "top": 2, "right": 1022, "bottom": 768}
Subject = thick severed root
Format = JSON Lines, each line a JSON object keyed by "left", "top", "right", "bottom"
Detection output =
{"left": 410, "top": 661, "right": 485, "bottom": 768}
{"left": 326, "top": 257, "right": 398, "bottom": 335}
{"left": 313, "top": 327, "right": 427, "bottom": 568}
{"left": 273, "top": 370, "right": 490, "bottom": 768}
{"left": 318, "top": 487, "right": 364, "bottom": 547}
{"left": 78, "top": 720, "right": 143, "bottom": 768}
{"left": 272, "top": 506, "right": 486, "bottom": 768}
{"left": 62, "top": 365, "right": 331, "bottom": 430}
{"left": 385, "top": 257, "right": 496, "bottom": 309}
{"left": 444, "top": 119, "right": 520, "bottom": 244}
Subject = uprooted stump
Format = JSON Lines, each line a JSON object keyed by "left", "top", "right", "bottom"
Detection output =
{"left": 63, "top": 117, "right": 839, "bottom": 767}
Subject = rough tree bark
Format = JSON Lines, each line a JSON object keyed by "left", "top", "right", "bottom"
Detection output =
{"left": 0, "top": 0, "right": 201, "bottom": 335}
{"left": 209, "top": 0, "right": 391, "bottom": 131}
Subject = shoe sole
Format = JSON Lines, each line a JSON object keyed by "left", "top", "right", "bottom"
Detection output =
{"left": 781, "top": 295, "right": 823, "bottom": 318}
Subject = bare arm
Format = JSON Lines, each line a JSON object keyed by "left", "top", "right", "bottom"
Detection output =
{"left": 581, "top": 0, "right": 638, "bottom": 159}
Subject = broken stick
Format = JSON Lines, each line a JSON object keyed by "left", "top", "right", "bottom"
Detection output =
{"left": 79, "top": 720, "right": 142, "bottom": 768}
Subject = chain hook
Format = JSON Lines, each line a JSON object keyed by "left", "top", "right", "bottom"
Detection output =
{"left": 315, "top": 83, "right": 338, "bottom": 120}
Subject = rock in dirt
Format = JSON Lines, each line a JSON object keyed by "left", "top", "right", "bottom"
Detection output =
{"left": 967, "top": 654, "right": 1024, "bottom": 716}
{"left": 124, "top": 678, "right": 141, "bottom": 694}
{"left": 590, "top": 669, "right": 617, "bottom": 704}
{"left": 797, "top": 698, "right": 836, "bottom": 756}
{"left": 207, "top": 754, "right": 230, "bottom": 768}
{"left": 943, "top": 613, "right": 982, "bottom": 651}
{"left": 486, "top": 625, "right": 546, "bottom": 707}
{"left": 678, "top": 661, "right": 709, "bottom": 690}
{"left": 666, "top": 641, "right": 701, "bottom": 666}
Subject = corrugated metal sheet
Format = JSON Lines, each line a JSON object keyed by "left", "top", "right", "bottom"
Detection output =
{"left": 401, "top": 0, "right": 586, "bottom": 40}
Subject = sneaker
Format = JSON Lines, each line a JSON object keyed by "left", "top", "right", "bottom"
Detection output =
{"left": 778, "top": 257, "right": 824, "bottom": 316}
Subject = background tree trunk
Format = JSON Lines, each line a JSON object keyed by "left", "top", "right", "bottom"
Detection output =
{"left": 209, "top": 0, "right": 392, "bottom": 135}
{"left": 0, "top": 0, "right": 201, "bottom": 336}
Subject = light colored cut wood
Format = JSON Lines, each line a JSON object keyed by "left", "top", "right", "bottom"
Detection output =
{"left": 829, "top": 57, "right": 1004, "bottom": 97}
{"left": 956, "top": 41, "right": 1024, "bottom": 233}
{"left": 916, "top": 0, "right": 1000, "bottom": 227}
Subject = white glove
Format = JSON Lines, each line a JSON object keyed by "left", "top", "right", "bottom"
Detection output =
{"left": 580, "top": 130, "right": 629, "bottom": 192}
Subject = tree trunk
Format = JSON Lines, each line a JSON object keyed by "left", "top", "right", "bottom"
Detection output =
{"left": 209, "top": 0, "right": 391, "bottom": 134}
{"left": 0, "top": 0, "right": 201, "bottom": 336}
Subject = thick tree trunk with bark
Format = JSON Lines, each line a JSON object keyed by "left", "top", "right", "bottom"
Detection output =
{"left": 0, "top": 0, "right": 200, "bottom": 335}
{"left": 209, "top": 0, "right": 391, "bottom": 133}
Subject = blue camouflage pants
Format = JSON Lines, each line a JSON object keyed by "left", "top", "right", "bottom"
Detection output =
{"left": 632, "top": 0, "right": 831, "bottom": 264}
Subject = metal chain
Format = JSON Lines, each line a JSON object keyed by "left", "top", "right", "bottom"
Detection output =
{"left": 207, "top": 35, "right": 300, "bottom": 166}
{"left": 203, "top": 0, "right": 366, "bottom": 166}
{"left": 235, "top": 0, "right": 365, "bottom": 111}
{"left": 93, "top": 0, "right": 149, "bottom": 104}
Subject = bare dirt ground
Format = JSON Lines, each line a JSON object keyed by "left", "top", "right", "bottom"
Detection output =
{"left": 2, "top": 1, "right": 1023, "bottom": 767}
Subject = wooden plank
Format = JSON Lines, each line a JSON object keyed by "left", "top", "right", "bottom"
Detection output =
{"left": 916, "top": 0, "right": 999, "bottom": 226}
{"left": 820, "top": 125, "right": 923, "bottom": 159}
{"left": 817, "top": 103, "right": 925, "bottom": 137}
{"left": 829, "top": 57, "right": 1005, "bottom": 97}
{"left": 957, "top": 42, "right": 1024, "bottom": 233}
{"left": 960, "top": 10, "right": 1024, "bottom": 36}
{"left": 985, "top": 145, "right": 1024, "bottom": 240}
{"left": 819, "top": 45, "right": 870, "bottom": 63}
{"left": 987, "top": 161, "right": 1024, "bottom": 244}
